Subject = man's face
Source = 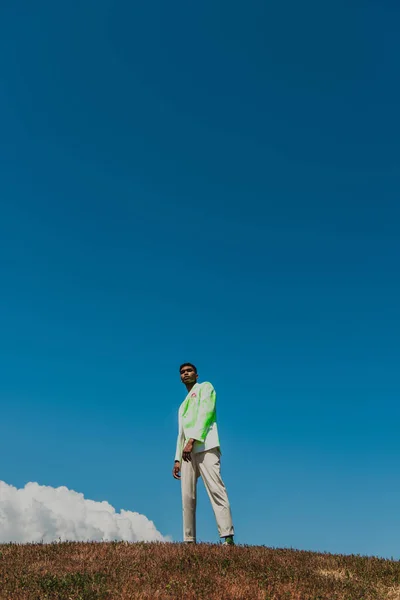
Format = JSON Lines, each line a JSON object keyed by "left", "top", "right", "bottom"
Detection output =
{"left": 180, "top": 365, "right": 198, "bottom": 385}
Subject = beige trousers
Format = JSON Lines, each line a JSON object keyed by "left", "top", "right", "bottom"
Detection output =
{"left": 181, "top": 447, "right": 234, "bottom": 542}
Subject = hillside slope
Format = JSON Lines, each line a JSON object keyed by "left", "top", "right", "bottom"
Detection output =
{"left": 0, "top": 542, "right": 399, "bottom": 599}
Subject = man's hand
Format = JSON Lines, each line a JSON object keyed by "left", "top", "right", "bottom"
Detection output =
{"left": 172, "top": 461, "right": 181, "bottom": 480}
{"left": 182, "top": 439, "right": 195, "bottom": 462}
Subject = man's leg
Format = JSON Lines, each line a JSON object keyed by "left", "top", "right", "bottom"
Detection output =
{"left": 197, "top": 448, "right": 234, "bottom": 540}
{"left": 181, "top": 454, "right": 199, "bottom": 542}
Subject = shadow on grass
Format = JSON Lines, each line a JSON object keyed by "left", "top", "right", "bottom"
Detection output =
{"left": 19, "top": 572, "right": 110, "bottom": 600}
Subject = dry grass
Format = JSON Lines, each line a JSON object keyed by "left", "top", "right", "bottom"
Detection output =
{"left": 0, "top": 541, "right": 399, "bottom": 599}
{"left": 317, "top": 568, "right": 354, "bottom": 581}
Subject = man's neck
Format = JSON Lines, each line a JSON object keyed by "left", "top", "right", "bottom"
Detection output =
{"left": 185, "top": 381, "right": 197, "bottom": 393}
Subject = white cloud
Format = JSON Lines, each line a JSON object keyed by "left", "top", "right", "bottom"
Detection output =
{"left": 0, "top": 480, "right": 170, "bottom": 543}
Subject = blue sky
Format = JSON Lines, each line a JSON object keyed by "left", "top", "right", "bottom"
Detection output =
{"left": 1, "top": 0, "right": 399, "bottom": 557}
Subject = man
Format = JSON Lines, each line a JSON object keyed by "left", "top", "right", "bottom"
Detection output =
{"left": 172, "top": 362, "right": 235, "bottom": 545}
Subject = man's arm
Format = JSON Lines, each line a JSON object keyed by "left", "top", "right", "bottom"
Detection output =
{"left": 174, "top": 409, "right": 185, "bottom": 463}
{"left": 179, "top": 438, "right": 195, "bottom": 454}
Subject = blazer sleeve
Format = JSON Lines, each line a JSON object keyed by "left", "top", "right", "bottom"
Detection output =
{"left": 174, "top": 408, "right": 185, "bottom": 462}
{"left": 184, "top": 382, "right": 216, "bottom": 443}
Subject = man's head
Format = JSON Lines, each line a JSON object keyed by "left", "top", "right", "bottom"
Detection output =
{"left": 179, "top": 363, "right": 198, "bottom": 386}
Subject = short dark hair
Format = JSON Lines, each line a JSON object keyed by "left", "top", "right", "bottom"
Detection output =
{"left": 179, "top": 362, "right": 197, "bottom": 374}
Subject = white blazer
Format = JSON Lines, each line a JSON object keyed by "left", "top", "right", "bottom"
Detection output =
{"left": 174, "top": 381, "right": 220, "bottom": 462}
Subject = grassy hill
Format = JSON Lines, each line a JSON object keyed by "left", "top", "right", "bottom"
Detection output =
{"left": 0, "top": 541, "right": 399, "bottom": 599}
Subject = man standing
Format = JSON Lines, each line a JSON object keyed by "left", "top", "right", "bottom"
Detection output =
{"left": 172, "top": 363, "right": 235, "bottom": 545}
